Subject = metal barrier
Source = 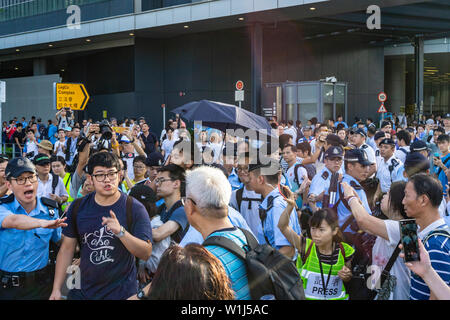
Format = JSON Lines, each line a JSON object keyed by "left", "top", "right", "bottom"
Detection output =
{"left": 1, "top": 142, "right": 20, "bottom": 159}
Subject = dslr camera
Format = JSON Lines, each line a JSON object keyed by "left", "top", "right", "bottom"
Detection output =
{"left": 98, "top": 120, "right": 113, "bottom": 140}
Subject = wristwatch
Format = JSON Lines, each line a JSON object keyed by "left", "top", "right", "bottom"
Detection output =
{"left": 115, "top": 226, "right": 125, "bottom": 238}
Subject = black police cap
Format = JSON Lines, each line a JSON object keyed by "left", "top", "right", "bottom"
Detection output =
{"left": 5, "top": 157, "right": 36, "bottom": 179}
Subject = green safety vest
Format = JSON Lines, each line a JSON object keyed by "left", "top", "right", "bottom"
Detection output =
{"left": 297, "top": 238, "right": 354, "bottom": 300}
{"left": 62, "top": 172, "right": 73, "bottom": 211}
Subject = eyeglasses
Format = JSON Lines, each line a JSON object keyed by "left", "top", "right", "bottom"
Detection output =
{"left": 11, "top": 174, "right": 38, "bottom": 185}
{"left": 133, "top": 165, "right": 146, "bottom": 170}
{"left": 181, "top": 197, "right": 197, "bottom": 206}
{"left": 91, "top": 171, "right": 119, "bottom": 182}
{"left": 154, "top": 177, "right": 174, "bottom": 185}
{"left": 236, "top": 165, "right": 249, "bottom": 173}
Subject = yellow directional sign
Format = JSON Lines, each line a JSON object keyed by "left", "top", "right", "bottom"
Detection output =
{"left": 55, "top": 83, "right": 90, "bottom": 110}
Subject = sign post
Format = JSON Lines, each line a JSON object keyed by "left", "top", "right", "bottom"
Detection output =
{"left": 377, "top": 92, "right": 388, "bottom": 123}
{"left": 0, "top": 81, "right": 5, "bottom": 148}
{"left": 162, "top": 104, "right": 166, "bottom": 130}
{"left": 54, "top": 83, "right": 90, "bottom": 111}
{"left": 235, "top": 80, "right": 244, "bottom": 108}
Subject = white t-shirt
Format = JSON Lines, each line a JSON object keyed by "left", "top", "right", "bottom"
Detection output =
{"left": 145, "top": 216, "right": 172, "bottom": 273}
{"left": 161, "top": 138, "right": 176, "bottom": 161}
{"left": 24, "top": 140, "right": 39, "bottom": 158}
{"left": 286, "top": 162, "right": 308, "bottom": 189}
{"left": 37, "top": 174, "right": 69, "bottom": 199}
{"left": 371, "top": 220, "right": 411, "bottom": 300}
{"left": 54, "top": 140, "right": 66, "bottom": 158}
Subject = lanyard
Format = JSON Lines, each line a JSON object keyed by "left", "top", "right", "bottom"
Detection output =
{"left": 317, "top": 243, "right": 334, "bottom": 300}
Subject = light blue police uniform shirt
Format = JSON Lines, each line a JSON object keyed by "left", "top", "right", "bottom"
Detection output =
{"left": 179, "top": 206, "right": 255, "bottom": 247}
{"left": 336, "top": 174, "right": 372, "bottom": 233}
{"left": 257, "top": 188, "right": 301, "bottom": 249}
{"left": 308, "top": 166, "right": 334, "bottom": 209}
{"left": 376, "top": 155, "right": 404, "bottom": 193}
{"left": 228, "top": 168, "right": 243, "bottom": 191}
{"left": 0, "top": 197, "right": 61, "bottom": 272}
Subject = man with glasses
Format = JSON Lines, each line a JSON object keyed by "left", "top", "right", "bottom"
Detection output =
{"left": 0, "top": 154, "right": 10, "bottom": 198}
{"left": 0, "top": 157, "right": 67, "bottom": 300}
{"left": 376, "top": 138, "right": 404, "bottom": 195}
{"left": 308, "top": 146, "right": 345, "bottom": 211}
{"left": 50, "top": 152, "right": 152, "bottom": 300}
{"left": 120, "top": 130, "right": 147, "bottom": 181}
{"left": 229, "top": 152, "right": 262, "bottom": 236}
{"left": 151, "top": 164, "right": 188, "bottom": 244}
{"left": 124, "top": 156, "right": 148, "bottom": 191}
{"left": 349, "top": 128, "right": 377, "bottom": 177}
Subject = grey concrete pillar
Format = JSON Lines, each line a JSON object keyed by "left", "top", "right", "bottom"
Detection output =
{"left": 385, "top": 57, "right": 406, "bottom": 115}
{"left": 33, "top": 58, "right": 46, "bottom": 76}
{"left": 251, "top": 23, "right": 263, "bottom": 115}
{"left": 414, "top": 37, "right": 424, "bottom": 120}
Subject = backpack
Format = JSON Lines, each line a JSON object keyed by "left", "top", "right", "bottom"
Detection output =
{"left": 39, "top": 125, "right": 48, "bottom": 140}
{"left": 294, "top": 163, "right": 316, "bottom": 184}
{"left": 69, "top": 195, "right": 134, "bottom": 248}
{"left": 51, "top": 172, "right": 59, "bottom": 195}
{"left": 65, "top": 137, "right": 72, "bottom": 162}
{"left": 436, "top": 156, "right": 450, "bottom": 177}
{"left": 203, "top": 227, "right": 305, "bottom": 300}
{"left": 235, "top": 187, "right": 263, "bottom": 211}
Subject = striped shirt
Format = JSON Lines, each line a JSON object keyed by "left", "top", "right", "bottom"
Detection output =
{"left": 205, "top": 227, "right": 251, "bottom": 300}
{"left": 410, "top": 220, "right": 450, "bottom": 300}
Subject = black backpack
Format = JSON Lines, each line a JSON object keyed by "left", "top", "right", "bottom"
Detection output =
{"left": 235, "top": 187, "right": 262, "bottom": 212}
{"left": 293, "top": 163, "right": 316, "bottom": 184}
{"left": 203, "top": 227, "right": 305, "bottom": 300}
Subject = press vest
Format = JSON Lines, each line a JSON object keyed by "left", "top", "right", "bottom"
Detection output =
{"left": 297, "top": 238, "right": 354, "bottom": 300}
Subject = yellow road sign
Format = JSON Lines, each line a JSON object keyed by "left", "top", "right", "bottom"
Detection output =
{"left": 55, "top": 83, "right": 90, "bottom": 110}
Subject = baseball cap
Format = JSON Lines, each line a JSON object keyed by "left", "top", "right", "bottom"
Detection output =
{"left": 324, "top": 146, "right": 344, "bottom": 159}
{"left": 64, "top": 126, "right": 72, "bottom": 132}
{"left": 326, "top": 134, "right": 345, "bottom": 146}
{"left": 5, "top": 157, "right": 36, "bottom": 179}
{"left": 120, "top": 136, "right": 131, "bottom": 143}
{"left": 145, "top": 152, "right": 164, "bottom": 167}
{"left": 129, "top": 184, "right": 157, "bottom": 203}
{"left": 248, "top": 156, "right": 280, "bottom": 173}
{"left": 404, "top": 152, "right": 430, "bottom": 174}
{"left": 374, "top": 131, "right": 386, "bottom": 141}
{"left": 344, "top": 149, "right": 371, "bottom": 166}
{"left": 379, "top": 138, "right": 395, "bottom": 146}
{"left": 351, "top": 128, "right": 367, "bottom": 138}
{"left": 33, "top": 153, "right": 51, "bottom": 166}
{"left": 410, "top": 140, "right": 430, "bottom": 152}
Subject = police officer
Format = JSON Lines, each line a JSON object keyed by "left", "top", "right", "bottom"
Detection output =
{"left": 334, "top": 149, "right": 373, "bottom": 233}
{"left": 376, "top": 138, "right": 404, "bottom": 195}
{"left": 308, "top": 146, "right": 344, "bottom": 210}
{"left": 349, "top": 128, "right": 377, "bottom": 177}
{"left": 247, "top": 159, "right": 301, "bottom": 259}
{"left": 0, "top": 157, "right": 67, "bottom": 300}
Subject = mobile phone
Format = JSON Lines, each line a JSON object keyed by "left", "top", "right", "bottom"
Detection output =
{"left": 399, "top": 219, "right": 420, "bottom": 262}
{"left": 278, "top": 184, "right": 289, "bottom": 200}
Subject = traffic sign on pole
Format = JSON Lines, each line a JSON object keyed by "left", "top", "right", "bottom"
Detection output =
{"left": 55, "top": 83, "right": 90, "bottom": 110}
{"left": 378, "top": 92, "right": 387, "bottom": 103}
{"left": 236, "top": 80, "right": 244, "bottom": 91}
{"left": 377, "top": 103, "right": 387, "bottom": 113}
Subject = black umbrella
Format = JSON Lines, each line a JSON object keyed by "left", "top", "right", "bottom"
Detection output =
{"left": 171, "top": 100, "right": 274, "bottom": 136}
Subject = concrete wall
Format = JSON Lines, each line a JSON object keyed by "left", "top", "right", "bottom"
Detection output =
{"left": 262, "top": 23, "right": 385, "bottom": 122}
{"left": 0, "top": 74, "right": 61, "bottom": 124}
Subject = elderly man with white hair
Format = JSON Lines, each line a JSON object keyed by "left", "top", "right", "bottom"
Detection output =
{"left": 181, "top": 165, "right": 254, "bottom": 300}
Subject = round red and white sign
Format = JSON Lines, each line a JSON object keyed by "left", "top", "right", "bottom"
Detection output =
{"left": 378, "top": 92, "right": 387, "bottom": 102}
{"left": 236, "top": 80, "right": 244, "bottom": 91}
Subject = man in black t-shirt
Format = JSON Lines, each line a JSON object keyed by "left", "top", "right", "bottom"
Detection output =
{"left": 12, "top": 123, "right": 26, "bottom": 158}
{"left": 140, "top": 123, "right": 159, "bottom": 156}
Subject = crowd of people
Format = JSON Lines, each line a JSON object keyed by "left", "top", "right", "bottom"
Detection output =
{"left": 0, "top": 108, "right": 449, "bottom": 301}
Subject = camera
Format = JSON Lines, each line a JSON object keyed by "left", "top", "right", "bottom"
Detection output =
{"left": 98, "top": 120, "right": 113, "bottom": 140}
